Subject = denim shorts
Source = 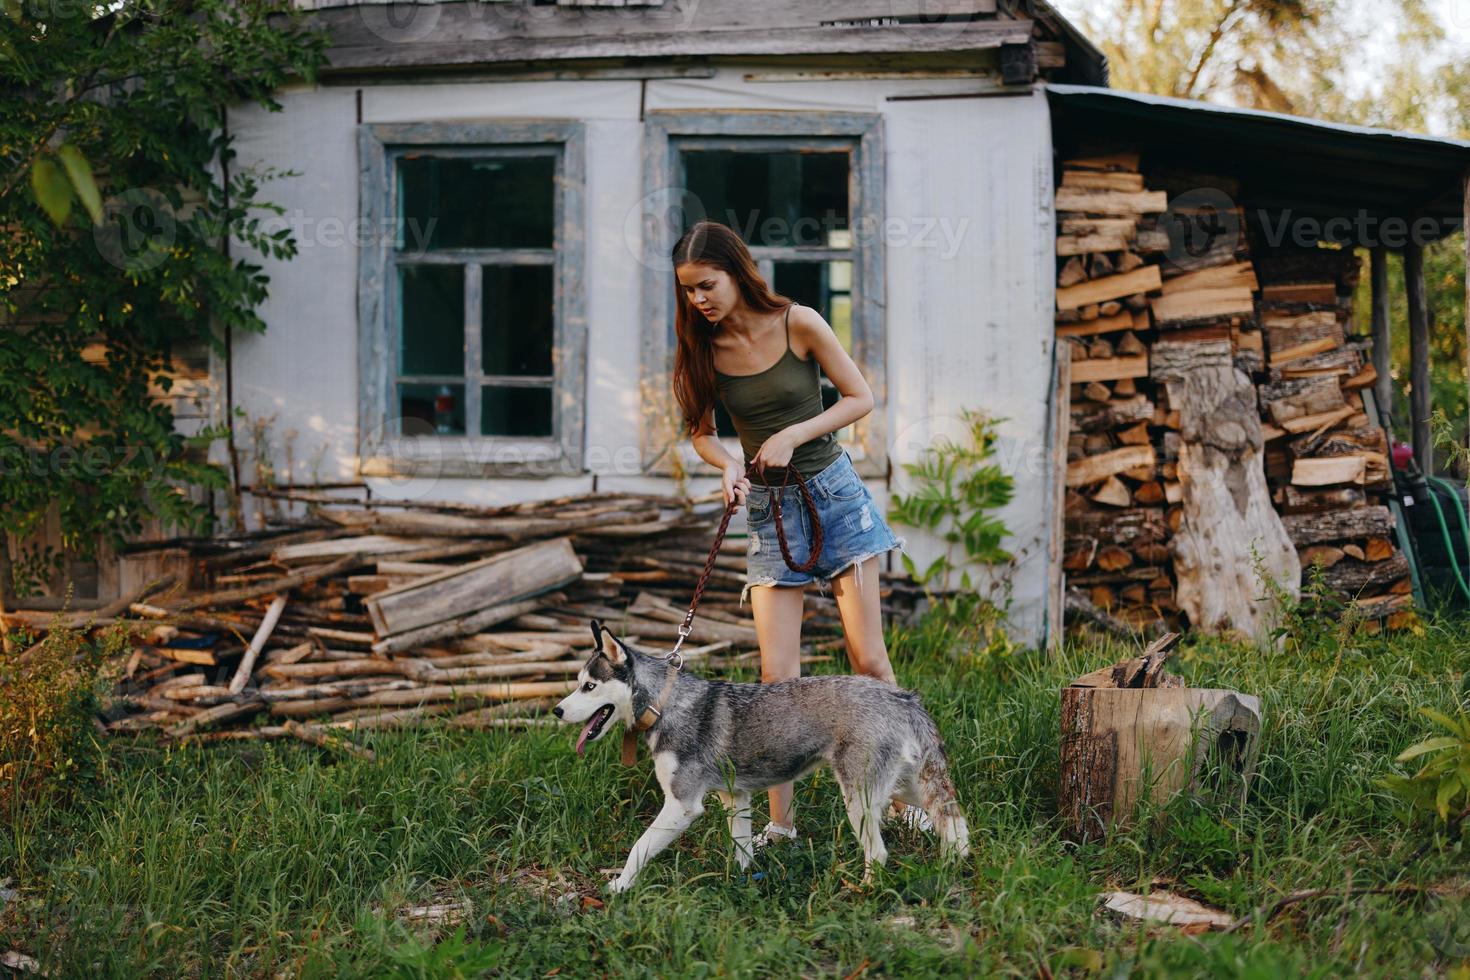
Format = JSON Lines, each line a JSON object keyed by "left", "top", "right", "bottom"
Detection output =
{"left": 740, "top": 450, "right": 906, "bottom": 604}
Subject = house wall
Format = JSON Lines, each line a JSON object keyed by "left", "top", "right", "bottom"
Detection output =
{"left": 223, "top": 69, "right": 1058, "bottom": 642}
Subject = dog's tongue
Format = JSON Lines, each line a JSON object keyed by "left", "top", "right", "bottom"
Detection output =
{"left": 575, "top": 710, "right": 603, "bottom": 757}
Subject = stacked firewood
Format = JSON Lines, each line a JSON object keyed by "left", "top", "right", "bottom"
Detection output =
{"left": 1056, "top": 158, "right": 1413, "bottom": 632}
{"left": 1055, "top": 152, "right": 1180, "bottom": 631}
{"left": 1250, "top": 246, "right": 1414, "bottom": 624}
{"left": 7, "top": 490, "right": 906, "bottom": 746}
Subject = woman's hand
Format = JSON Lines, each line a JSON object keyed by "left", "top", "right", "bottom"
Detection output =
{"left": 722, "top": 461, "right": 751, "bottom": 508}
{"left": 752, "top": 429, "right": 799, "bottom": 474}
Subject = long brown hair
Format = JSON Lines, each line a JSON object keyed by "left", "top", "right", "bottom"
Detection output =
{"left": 670, "top": 220, "right": 791, "bottom": 437}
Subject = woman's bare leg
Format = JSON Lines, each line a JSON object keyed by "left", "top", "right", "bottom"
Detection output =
{"left": 830, "top": 555, "right": 896, "bottom": 686}
{"left": 750, "top": 582, "right": 806, "bottom": 830}
{"left": 831, "top": 556, "right": 911, "bottom": 817}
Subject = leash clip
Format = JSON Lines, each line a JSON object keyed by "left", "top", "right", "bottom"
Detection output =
{"left": 666, "top": 621, "right": 691, "bottom": 671}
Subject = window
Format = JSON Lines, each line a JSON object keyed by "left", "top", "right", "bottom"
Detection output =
{"left": 358, "top": 122, "right": 586, "bottom": 478}
{"left": 679, "top": 148, "right": 857, "bottom": 442}
{"left": 638, "top": 113, "right": 886, "bottom": 478}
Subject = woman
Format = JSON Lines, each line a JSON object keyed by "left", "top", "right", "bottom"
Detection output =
{"left": 669, "top": 219, "right": 928, "bottom": 847}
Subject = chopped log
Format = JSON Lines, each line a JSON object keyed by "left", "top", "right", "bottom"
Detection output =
{"left": 1088, "top": 337, "right": 1115, "bottom": 359}
{"left": 1071, "top": 356, "right": 1150, "bottom": 383}
{"left": 1150, "top": 337, "right": 1232, "bottom": 383}
{"left": 1261, "top": 282, "right": 1337, "bottom": 304}
{"left": 1260, "top": 376, "right": 1346, "bottom": 426}
{"left": 1063, "top": 152, "right": 1141, "bottom": 172}
{"left": 1054, "top": 188, "right": 1169, "bottom": 215}
{"left": 1057, "top": 311, "right": 1135, "bottom": 338}
{"left": 1116, "top": 331, "right": 1147, "bottom": 356}
{"left": 1291, "top": 456, "right": 1367, "bottom": 487}
{"left": 1057, "top": 266, "right": 1163, "bottom": 311}
{"left": 1133, "top": 481, "right": 1165, "bottom": 505}
{"left": 1071, "top": 396, "right": 1155, "bottom": 433}
{"left": 1278, "top": 485, "right": 1367, "bottom": 513}
{"left": 1320, "top": 554, "right": 1410, "bottom": 594}
{"left": 1280, "top": 506, "right": 1395, "bottom": 546}
{"left": 1113, "top": 377, "right": 1138, "bottom": 397}
{"left": 1067, "top": 446, "right": 1157, "bottom": 487}
{"left": 1058, "top": 255, "right": 1088, "bottom": 287}
{"left": 1068, "top": 508, "right": 1169, "bottom": 547}
{"left": 1341, "top": 544, "right": 1366, "bottom": 561}
{"left": 1364, "top": 537, "right": 1395, "bottom": 562}
{"left": 1061, "top": 170, "right": 1146, "bottom": 192}
{"left": 1091, "top": 476, "right": 1134, "bottom": 508}
{"left": 1116, "top": 421, "right": 1151, "bottom": 446}
{"left": 1059, "top": 684, "right": 1261, "bottom": 841}
{"left": 1269, "top": 335, "right": 1342, "bottom": 367}
{"left": 1095, "top": 546, "right": 1134, "bottom": 572}
{"left": 1160, "top": 261, "right": 1258, "bottom": 295}
{"left": 1279, "top": 405, "right": 1356, "bottom": 436}
{"left": 1058, "top": 232, "right": 1130, "bottom": 256}
{"left": 1150, "top": 288, "right": 1254, "bottom": 327}
{"left": 1299, "top": 545, "right": 1346, "bottom": 568}
{"left": 1083, "top": 381, "right": 1113, "bottom": 402}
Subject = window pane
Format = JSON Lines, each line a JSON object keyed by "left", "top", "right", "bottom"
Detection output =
{"left": 772, "top": 260, "right": 856, "bottom": 441}
{"left": 681, "top": 150, "right": 848, "bottom": 247}
{"left": 399, "top": 382, "right": 465, "bottom": 435}
{"left": 482, "top": 264, "right": 554, "bottom": 376}
{"left": 398, "top": 265, "right": 464, "bottom": 375}
{"left": 398, "top": 155, "right": 555, "bottom": 251}
{"left": 482, "top": 385, "right": 552, "bottom": 437}
{"left": 773, "top": 260, "right": 853, "bottom": 351}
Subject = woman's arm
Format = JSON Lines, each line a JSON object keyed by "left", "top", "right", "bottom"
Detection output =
{"left": 751, "top": 305, "right": 873, "bottom": 472}
{"left": 691, "top": 409, "right": 752, "bottom": 505}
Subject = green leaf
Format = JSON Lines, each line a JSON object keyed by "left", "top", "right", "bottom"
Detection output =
{"left": 1396, "top": 736, "right": 1461, "bottom": 763}
{"left": 31, "top": 155, "right": 74, "bottom": 226}
{"left": 56, "top": 143, "right": 104, "bottom": 225}
{"left": 1418, "top": 707, "right": 1470, "bottom": 739}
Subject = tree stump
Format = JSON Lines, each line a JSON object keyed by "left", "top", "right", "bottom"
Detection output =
{"left": 1058, "top": 640, "right": 1261, "bottom": 843}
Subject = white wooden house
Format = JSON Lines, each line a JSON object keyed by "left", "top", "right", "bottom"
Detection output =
{"left": 48, "top": 1, "right": 1470, "bottom": 646}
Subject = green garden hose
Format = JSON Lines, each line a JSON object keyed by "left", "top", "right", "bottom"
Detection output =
{"left": 1423, "top": 474, "right": 1470, "bottom": 605}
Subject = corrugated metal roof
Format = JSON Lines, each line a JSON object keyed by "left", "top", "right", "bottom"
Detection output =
{"left": 1046, "top": 83, "right": 1470, "bottom": 240}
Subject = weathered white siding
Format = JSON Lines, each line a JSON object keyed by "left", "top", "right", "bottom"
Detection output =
{"left": 224, "top": 69, "right": 1057, "bottom": 642}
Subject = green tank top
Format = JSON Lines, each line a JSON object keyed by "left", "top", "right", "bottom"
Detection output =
{"left": 713, "top": 303, "right": 843, "bottom": 484}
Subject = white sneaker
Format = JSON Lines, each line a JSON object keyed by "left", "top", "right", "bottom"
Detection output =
{"left": 889, "top": 804, "right": 934, "bottom": 833}
{"left": 751, "top": 821, "right": 799, "bottom": 851}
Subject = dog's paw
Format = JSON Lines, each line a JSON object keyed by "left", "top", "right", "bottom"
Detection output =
{"left": 605, "top": 876, "right": 633, "bottom": 895}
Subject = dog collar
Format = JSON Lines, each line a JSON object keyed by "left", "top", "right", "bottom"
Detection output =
{"left": 621, "top": 666, "right": 680, "bottom": 766}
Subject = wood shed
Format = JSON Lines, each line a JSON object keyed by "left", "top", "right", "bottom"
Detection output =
{"left": 23, "top": 1, "right": 1470, "bottom": 646}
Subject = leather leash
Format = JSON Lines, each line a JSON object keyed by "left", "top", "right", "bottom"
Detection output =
{"left": 619, "top": 459, "right": 824, "bottom": 766}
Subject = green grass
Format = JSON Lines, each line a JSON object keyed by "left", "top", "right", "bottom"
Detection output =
{"left": 2, "top": 612, "right": 1469, "bottom": 978}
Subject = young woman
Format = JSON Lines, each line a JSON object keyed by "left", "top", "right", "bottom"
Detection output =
{"left": 669, "top": 219, "right": 928, "bottom": 847}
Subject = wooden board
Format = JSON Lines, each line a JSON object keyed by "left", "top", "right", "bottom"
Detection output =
{"left": 364, "top": 537, "right": 583, "bottom": 638}
{"left": 1291, "top": 455, "right": 1367, "bottom": 487}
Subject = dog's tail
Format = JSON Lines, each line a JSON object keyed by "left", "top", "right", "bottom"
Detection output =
{"left": 912, "top": 709, "right": 970, "bottom": 860}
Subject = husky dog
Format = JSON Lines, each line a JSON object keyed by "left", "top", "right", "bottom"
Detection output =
{"left": 553, "top": 621, "right": 970, "bottom": 893}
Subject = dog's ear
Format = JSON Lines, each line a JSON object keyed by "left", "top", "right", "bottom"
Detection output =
{"left": 590, "top": 618, "right": 627, "bottom": 666}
